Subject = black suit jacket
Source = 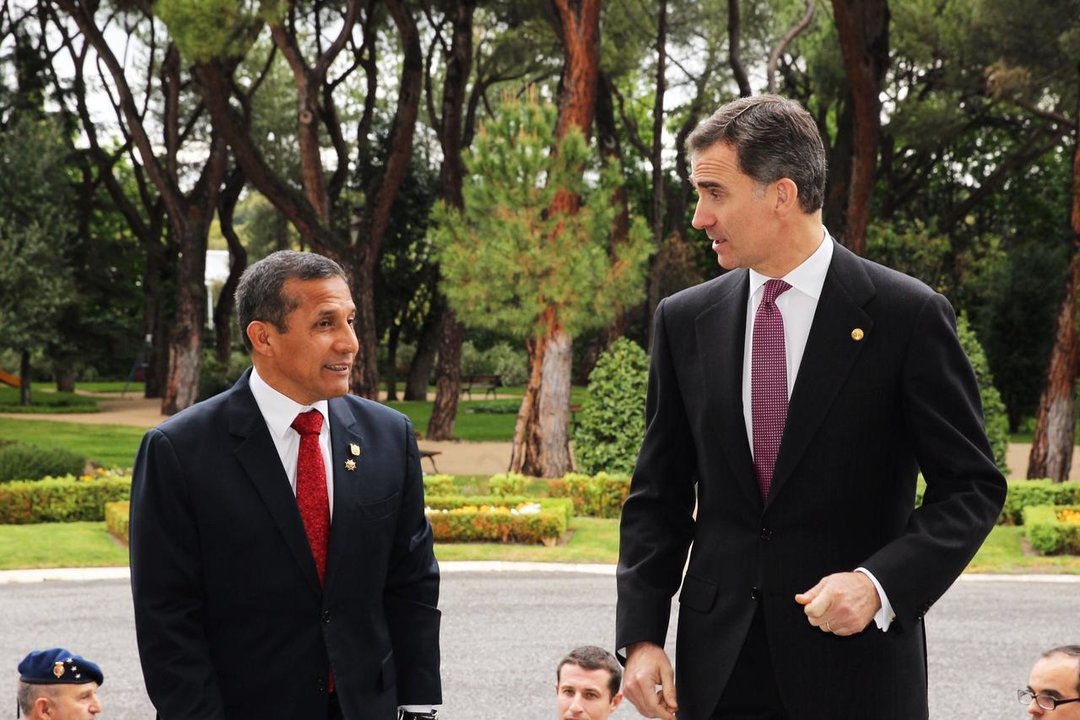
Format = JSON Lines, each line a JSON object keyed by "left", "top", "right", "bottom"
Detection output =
{"left": 130, "top": 370, "right": 441, "bottom": 719}
{"left": 616, "top": 241, "right": 1006, "bottom": 719}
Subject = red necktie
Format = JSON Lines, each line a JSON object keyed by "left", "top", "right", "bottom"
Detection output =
{"left": 291, "top": 410, "right": 330, "bottom": 585}
{"left": 752, "top": 279, "right": 792, "bottom": 501}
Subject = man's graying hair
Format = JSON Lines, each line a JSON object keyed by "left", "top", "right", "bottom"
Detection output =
{"left": 1042, "top": 645, "right": 1080, "bottom": 695}
{"left": 687, "top": 94, "right": 827, "bottom": 213}
{"left": 235, "top": 250, "right": 348, "bottom": 351}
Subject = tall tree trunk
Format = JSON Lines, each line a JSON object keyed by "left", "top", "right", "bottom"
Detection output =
{"left": 831, "top": 0, "right": 889, "bottom": 255}
{"left": 513, "top": 0, "right": 600, "bottom": 476}
{"left": 214, "top": 167, "right": 247, "bottom": 364}
{"left": 427, "top": 0, "right": 477, "bottom": 438}
{"left": 728, "top": 0, "right": 752, "bottom": 97}
{"left": 822, "top": 96, "right": 854, "bottom": 240}
{"left": 406, "top": 295, "right": 441, "bottom": 401}
{"left": 162, "top": 227, "right": 210, "bottom": 414}
{"left": 19, "top": 350, "right": 31, "bottom": 407}
{"left": 1028, "top": 107, "right": 1080, "bottom": 482}
{"left": 427, "top": 311, "right": 464, "bottom": 440}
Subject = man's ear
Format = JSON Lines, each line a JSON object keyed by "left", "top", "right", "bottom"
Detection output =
{"left": 35, "top": 695, "right": 54, "bottom": 717}
{"left": 774, "top": 178, "right": 800, "bottom": 214}
{"left": 246, "top": 320, "right": 273, "bottom": 357}
{"left": 610, "top": 691, "right": 623, "bottom": 711}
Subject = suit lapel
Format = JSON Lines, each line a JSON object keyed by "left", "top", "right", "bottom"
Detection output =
{"left": 324, "top": 397, "right": 364, "bottom": 594}
{"left": 228, "top": 375, "right": 323, "bottom": 594}
{"left": 695, "top": 270, "right": 761, "bottom": 508}
{"left": 768, "top": 242, "right": 875, "bottom": 505}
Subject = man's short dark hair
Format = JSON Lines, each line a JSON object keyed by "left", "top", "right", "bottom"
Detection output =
{"left": 556, "top": 645, "right": 622, "bottom": 700}
{"left": 235, "top": 250, "right": 348, "bottom": 351}
{"left": 687, "top": 94, "right": 827, "bottom": 213}
{"left": 1042, "top": 645, "right": 1080, "bottom": 694}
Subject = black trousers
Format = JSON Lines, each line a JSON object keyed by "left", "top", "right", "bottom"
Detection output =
{"left": 327, "top": 692, "right": 344, "bottom": 720}
{"left": 711, "top": 606, "right": 789, "bottom": 720}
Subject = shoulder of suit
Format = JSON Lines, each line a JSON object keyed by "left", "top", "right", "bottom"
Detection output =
{"left": 331, "top": 393, "right": 411, "bottom": 427}
{"left": 660, "top": 272, "right": 737, "bottom": 313}
{"left": 152, "top": 385, "right": 235, "bottom": 438}
{"left": 845, "top": 250, "right": 936, "bottom": 302}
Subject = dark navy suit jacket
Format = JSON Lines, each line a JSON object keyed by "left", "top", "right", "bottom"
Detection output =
{"left": 616, "top": 241, "right": 1006, "bottom": 719}
{"left": 131, "top": 369, "right": 440, "bottom": 719}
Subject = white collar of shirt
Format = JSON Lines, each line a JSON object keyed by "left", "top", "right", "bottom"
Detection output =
{"left": 747, "top": 228, "right": 833, "bottom": 306}
{"left": 249, "top": 367, "right": 334, "bottom": 514}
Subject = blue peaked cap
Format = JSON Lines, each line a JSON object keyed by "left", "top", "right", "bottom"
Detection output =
{"left": 18, "top": 648, "right": 103, "bottom": 686}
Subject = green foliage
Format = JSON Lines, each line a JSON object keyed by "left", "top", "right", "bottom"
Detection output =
{"left": 998, "top": 480, "right": 1080, "bottom": 526}
{"left": 0, "top": 418, "right": 144, "bottom": 471}
{"left": 572, "top": 338, "right": 649, "bottom": 475}
{"left": 198, "top": 349, "right": 249, "bottom": 401}
{"left": 105, "top": 501, "right": 130, "bottom": 543}
{"left": 431, "top": 94, "right": 651, "bottom": 341}
{"left": 422, "top": 474, "right": 456, "bottom": 497}
{"left": 1023, "top": 505, "right": 1080, "bottom": 556}
{"left": 0, "top": 443, "right": 86, "bottom": 483}
{"left": 0, "top": 388, "right": 97, "bottom": 413}
{"left": 559, "top": 472, "right": 631, "bottom": 518}
{"left": 460, "top": 342, "right": 528, "bottom": 386}
{"left": 488, "top": 472, "right": 529, "bottom": 497}
{"left": 0, "top": 475, "right": 130, "bottom": 524}
{"left": 462, "top": 400, "right": 521, "bottom": 415}
{"left": 424, "top": 496, "right": 573, "bottom": 544}
{"left": 955, "top": 315, "right": 1010, "bottom": 474}
{"left": 156, "top": 0, "right": 282, "bottom": 62}
{"left": 865, "top": 220, "right": 952, "bottom": 291}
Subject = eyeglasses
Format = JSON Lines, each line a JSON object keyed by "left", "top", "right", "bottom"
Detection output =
{"left": 1018, "top": 689, "right": 1080, "bottom": 710}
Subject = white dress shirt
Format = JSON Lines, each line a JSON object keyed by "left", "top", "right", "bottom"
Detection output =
{"left": 249, "top": 367, "right": 335, "bottom": 517}
{"left": 741, "top": 230, "right": 895, "bottom": 631}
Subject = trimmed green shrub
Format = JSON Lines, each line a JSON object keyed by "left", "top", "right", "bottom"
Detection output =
{"left": 1023, "top": 505, "right": 1080, "bottom": 555}
{"left": 489, "top": 472, "right": 529, "bottom": 497}
{"left": 0, "top": 443, "right": 86, "bottom": 483}
{"left": 423, "top": 474, "right": 456, "bottom": 497}
{"left": 0, "top": 475, "right": 130, "bottom": 524}
{"left": 424, "top": 496, "right": 572, "bottom": 544}
{"left": 560, "top": 472, "right": 631, "bottom": 518}
{"left": 999, "top": 480, "right": 1080, "bottom": 525}
{"left": 956, "top": 314, "right": 1010, "bottom": 475}
{"left": 105, "top": 500, "right": 130, "bottom": 543}
{"left": 573, "top": 338, "right": 648, "bottom": 475}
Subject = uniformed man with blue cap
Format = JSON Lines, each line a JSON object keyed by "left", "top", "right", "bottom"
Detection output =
{"left": 16, "top": 648, "right": 103, "bottom": 719}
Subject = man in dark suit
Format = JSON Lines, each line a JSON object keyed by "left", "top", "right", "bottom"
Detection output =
{"left": 130, "top": 251, "right": 441, "bottom": 720}
{"left": 616, "top": 95, "right": 1006, "bottom": 720}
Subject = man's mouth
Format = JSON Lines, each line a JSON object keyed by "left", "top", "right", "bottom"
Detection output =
{"left": 325, "top": 363, "right": 351, "bottom": 372}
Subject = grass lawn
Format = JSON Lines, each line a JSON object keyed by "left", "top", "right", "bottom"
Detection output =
{"left": 2, "top": 519, "right": 1077, "bottom": 573}
{"left": 0, "top": 386, "right": 98, "bottom": 413}
{"left": 0, "top": 522, "right": 129, "bottom": 569}
{"left": 76, "top": 381, "right": 145, "bottom": 395}
{"left": 0, "top": 418, "right": 144, "bottom": 469}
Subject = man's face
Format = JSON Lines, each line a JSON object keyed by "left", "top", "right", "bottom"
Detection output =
{"left": 690, "top": 142, "right": 783, "bottom": 276}
{"left": 253, "top": 276, "right": 359, "bottom": 405}
{"left": 35, "top": 682, "right": 102, "bottom": 719}
{"left": 556, "top": 663, "right": 622, "bottom": 720}
{"left": 1026, "top": 654, "right": 1080, "bottom": 718}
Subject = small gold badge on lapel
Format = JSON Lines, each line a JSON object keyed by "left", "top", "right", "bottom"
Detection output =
{"left": 349, "top": 443, "right": 361, "bottom": 457}
{"left": 345, "top": 459, "right": 357, "bottom": 471}
{"left": 851, "top": 328, "right": 865, "bottom": 341}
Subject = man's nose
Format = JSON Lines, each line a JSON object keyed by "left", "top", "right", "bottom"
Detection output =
{"left": 691, "top": 197, "right": 711, "bottom": 230}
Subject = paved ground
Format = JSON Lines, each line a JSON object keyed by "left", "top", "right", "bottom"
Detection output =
{"left": 1, "top": 567, "right": 1075, "bottom": 719}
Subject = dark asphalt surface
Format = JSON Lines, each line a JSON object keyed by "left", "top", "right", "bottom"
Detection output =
{"left": 2, "top": 569, "right": 1076, "bottom": 719}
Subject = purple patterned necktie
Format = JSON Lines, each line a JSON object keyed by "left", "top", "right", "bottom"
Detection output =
{"left": 752, "top": 279, "right": 792, "bottom": 501}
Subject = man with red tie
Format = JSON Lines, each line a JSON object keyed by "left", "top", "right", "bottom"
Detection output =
{"left": 131, "top": 251, "right": 440, "bottom": 719}
{"left": 615, "top": 95, "right": 1006, "bottom": 719}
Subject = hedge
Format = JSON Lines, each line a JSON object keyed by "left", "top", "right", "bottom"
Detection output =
{"left": 105, "top": 501, "right": 130, "bottom": 543}
{"left": 0, "top": 443, "right": 87, "bottom": 483}
{"left": 558, "top": 472, "right": 631, "bottom": 518}
{"left": 999, "top": 480, "right": 1080, "bottom": 525}
{"left": 423, "top": 474, "right": 456, "bottom": 497}
{"left": 0, "top": 476, "right": 130, "bottom": 524}
{"left": 425, "top": 496, "right": 572, "bottom": 544}
{"left": 1023, "top": 505, "right": 1080, "bottom": 555}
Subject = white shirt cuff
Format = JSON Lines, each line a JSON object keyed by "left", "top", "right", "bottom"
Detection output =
{"left": 854, "top": 567, "right": 895, "bottom": 631}
{"left": 400, "top": 707, "right": 436, "bottom": 713}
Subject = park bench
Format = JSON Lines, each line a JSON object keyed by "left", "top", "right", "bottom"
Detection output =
{"left": 460, "top": 373, "right": 502, "bottom": 400}
{"left": 419, "top": 448, "right": 442, "bottom": 473}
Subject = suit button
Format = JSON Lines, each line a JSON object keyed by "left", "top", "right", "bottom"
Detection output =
{"left": 321, "top": 610, "right": 331, "bottom": 624}
{"left": 751, "top": 586, "right": 761, "bottom": 601}
{"left": 317, "top": 678, "right": 326, "bottom": 692}
{"left": 760, "top": 527, "right": 773, "bottom": 540}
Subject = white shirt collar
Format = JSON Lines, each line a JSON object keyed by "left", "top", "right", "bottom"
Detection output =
{"left": 249, "top": 367, "right": 330, "bottom": 441}
{"left": 748, "top": 227, "right": 834, "bottom": 301}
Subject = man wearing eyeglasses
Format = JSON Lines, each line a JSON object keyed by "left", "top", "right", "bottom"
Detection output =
{"left": 1021, "top": 645, "right": 1080, "bottom": 717}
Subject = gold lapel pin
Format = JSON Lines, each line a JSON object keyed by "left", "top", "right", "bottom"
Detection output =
{"left": 345, "top": 459, "right": 357, "bottom": 471}
{"left": 851, "top": 328, "right": 865, "bottom": 341}
{"left": 349, "top": 443, "right": 361, "bottom": 457}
